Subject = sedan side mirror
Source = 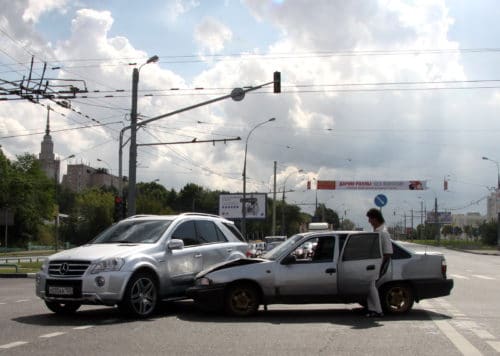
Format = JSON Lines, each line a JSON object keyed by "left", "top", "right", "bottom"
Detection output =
{"left": 168, "top": 239, "right": 184, "bottom": 251}
{"left": 281, "top": 254, "right": 297, "bottom": 265}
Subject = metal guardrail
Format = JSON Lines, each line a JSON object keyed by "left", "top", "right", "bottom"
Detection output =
{"left": 0, "top": 264, "right": 19, "bottom": 273}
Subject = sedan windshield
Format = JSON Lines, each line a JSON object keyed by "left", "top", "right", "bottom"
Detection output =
{"left": 90, "top": 220, "right": 173, "bottom": 244}
{"left": 261, "top": 234, "right": 303, "bottom": 260}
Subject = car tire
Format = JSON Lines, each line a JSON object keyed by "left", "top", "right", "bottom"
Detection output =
{"left": 225, "top": 283, "right": 260, "bottom": 317}
{"left": 45, "top": 301, "right": 81, "bottom": 314}
{"left": 380, "top": 283, "right": 414, "bottom": 314}
{"left": 119, "top": 272, "right": 158, "bottom": 318}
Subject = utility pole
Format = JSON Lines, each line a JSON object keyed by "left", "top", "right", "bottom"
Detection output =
{"left": 128, "top": 67, "right": 139, "bottom": 216}
{"left": 435, "top": 197, "right": 440, "bottom": 243}
{"left": 272, "top": 161, "right": 277, "bottom": 236}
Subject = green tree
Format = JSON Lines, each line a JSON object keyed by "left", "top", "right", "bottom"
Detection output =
{"left": 479, "top": 220, "right": 497, "bottom": 246}
{"left": 66, "top": 188, "right": 114, "bottom": 245}
{"left": 2, "top": 153, "right": 55, "bottom": 246}
{"left": 340, "top": 218, "right": 356, "bottom": 230}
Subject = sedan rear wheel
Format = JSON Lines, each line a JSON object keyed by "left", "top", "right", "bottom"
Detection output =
{"left": 381, "top": 283, "right": 414, "bottom": 314}
{"left": 45, "top": 301, "right": 81, "bottom": 314}
{"left": 119, "top": 273, "right": 158, "bottom": 318}
{"left": 225, "top": 283, "right": 260, "bottom": 317}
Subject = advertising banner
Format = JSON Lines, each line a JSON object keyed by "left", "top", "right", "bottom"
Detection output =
{"left": 426, "top": 211, "right": 452, "bottom": 224}
{"left": 219, "top": 193, "right": 267, "bottom": 220}
{"left": 313, "top": 180, "right": 426, "bottom": 190}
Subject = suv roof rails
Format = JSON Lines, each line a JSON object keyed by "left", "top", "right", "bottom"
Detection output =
{"left": 124, "top": 214, "right": 159, "bottom": 219}
{"left": 180, "top": 212, "right": 223, "bottom": 218}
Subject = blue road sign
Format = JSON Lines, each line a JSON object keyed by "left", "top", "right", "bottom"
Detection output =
{"left": 374, "top": 194, "right": 388, "bottom": 208}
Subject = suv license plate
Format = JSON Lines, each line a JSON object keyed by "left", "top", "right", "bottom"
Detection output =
{"left": 48, "top": 286, "right": 73, "bottom": 295}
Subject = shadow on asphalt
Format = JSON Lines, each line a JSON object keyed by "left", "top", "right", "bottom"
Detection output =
{"left": 13, "top": 300, "right": 451, "bottom": 330}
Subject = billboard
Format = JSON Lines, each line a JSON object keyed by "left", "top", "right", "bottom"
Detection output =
{"left": 426, "top": 211, "right": 452, "bottom": 224}
{"left": 312, "top": 180, "right": 427, "bottom": 190}
{"left": 219, "top": 193, "right": 267, "bottom": 220}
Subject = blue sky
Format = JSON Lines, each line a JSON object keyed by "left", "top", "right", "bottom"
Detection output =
{"left": 2, "top": 0, "right": 500, "bottom": 230}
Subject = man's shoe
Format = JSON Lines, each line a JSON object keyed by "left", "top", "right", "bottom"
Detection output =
{"left": 365, "top": 311, "right": 384, "bottom": 318}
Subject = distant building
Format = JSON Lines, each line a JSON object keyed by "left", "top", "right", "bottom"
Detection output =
{"left": 486, "top": 191, "right": 500, "bottom": 221}
{"left": 38, "top": 106, "right": 61, "bottom": 182}
{"left": 451, "top": 212, "right": 485, "bottom": 228}
{"left": 62, "top": 164, "right": 122, "bottom": 193}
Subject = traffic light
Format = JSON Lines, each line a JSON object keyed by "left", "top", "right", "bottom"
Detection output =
{"left": 114, "top": 196, "right": 123, "bottom": 222}
{"left": 273, "top": 71, "right": 281, "bottom": 93}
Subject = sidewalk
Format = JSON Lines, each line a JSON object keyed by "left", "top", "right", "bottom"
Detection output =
{"left": 0, "top": 272, "right": 36, "bottom": 279}
{"left": 449, "top": 248, "right": 500, "bottom": 256}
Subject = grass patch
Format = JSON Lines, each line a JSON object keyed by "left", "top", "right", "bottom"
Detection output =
{"left": 409, "top": 239, "right": 494, "bottom": 250}
{"left": 0, "top": 261, "right": 43, "bottom": 274}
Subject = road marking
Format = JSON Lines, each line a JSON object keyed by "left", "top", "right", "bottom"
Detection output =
{"left": 39, "top": 332, "right": 66, "bottom": 338}
{"left": 471, "top": 275, "right": 495, "bottom": 280}
{"left": 487, "top": 341, "right": 500, "bottom": 352}
{"left": 73, "top": 325, "right": 94, "bottom": 330}
{"left": 0, "top": 302, "right": 5, "bottom": 305}
{"left": 450, "top": 274, "right": 469, "bottom": 280}
{"left": 432, "top": 319, "right": 483, "bottom": 356}
{"left": 16, "top": 299, "right": 30, "bottom": 303}
{"left": 453, "top": 320, "right": 496, "bottom": 340}
{"left": 0, "top": 341, "right": 29, "bottom": 349}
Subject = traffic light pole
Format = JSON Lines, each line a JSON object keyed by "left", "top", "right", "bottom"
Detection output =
{"left": 125, "top": 72, "right": 281, "bottom": 218}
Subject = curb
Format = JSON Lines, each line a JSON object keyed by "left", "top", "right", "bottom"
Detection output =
{"left": 0, "top": 273, "right": 36, "bottom": 279}
{"left": 447, "top": 248, "right": 500, "bottom": 256}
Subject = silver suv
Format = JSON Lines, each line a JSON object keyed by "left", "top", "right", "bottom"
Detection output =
{"left": 35, "top": 213, "right": 248, "bottom": 318}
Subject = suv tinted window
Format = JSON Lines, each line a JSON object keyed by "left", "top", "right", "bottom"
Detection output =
{"left": 342, "top": 233, "right": 380, "bottom": 261}
{"left": 196, "top": 220, "right": 226, "bottom": 243}
{"left": 391, "top": 242, "right": 411, "bottom": 259}
{"left": 172, "top": 221, "right": 198, "bottom": 246}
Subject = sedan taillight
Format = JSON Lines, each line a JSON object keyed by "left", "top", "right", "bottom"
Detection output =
{"left": 441, "top": 259, "right": 447, "bottom": 278}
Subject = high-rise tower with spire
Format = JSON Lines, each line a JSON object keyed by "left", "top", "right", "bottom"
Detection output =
{"left": 39, "top": 105, "right": 61, "bottom": 182}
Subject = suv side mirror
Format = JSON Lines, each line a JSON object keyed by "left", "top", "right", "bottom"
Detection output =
{"left": 168, "top": 239, "right": 184, "bottom": 251}
{"left": 281, "top": 254, "right": 297, "bottom": 265}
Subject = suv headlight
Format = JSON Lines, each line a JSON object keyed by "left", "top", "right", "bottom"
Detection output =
{"left": 90, "top": 257, "right": 125, "bottom": 274}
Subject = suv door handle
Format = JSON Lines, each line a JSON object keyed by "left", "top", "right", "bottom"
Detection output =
{"left": 226, "top": 248, "right": 233, "bottom": 253}
{"left": 366, "top": 265, "right": 375, "bottom": 270}
{"left": 194, "top": 253, "right": 202, "bottom": 258}
{"left": 325, "top": 268, "right": 336, "bottom": 275}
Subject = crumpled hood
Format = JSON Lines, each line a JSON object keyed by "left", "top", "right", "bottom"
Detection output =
{"left": 47, "top": 243, "right": 152, "bottom": 262}
{"left": 196, "top": 258, "right": 266, "bottom": 278}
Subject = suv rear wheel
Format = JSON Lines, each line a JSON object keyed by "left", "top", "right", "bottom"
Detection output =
{"left": 119, "top": 273, "right": 158, "bottom": 318}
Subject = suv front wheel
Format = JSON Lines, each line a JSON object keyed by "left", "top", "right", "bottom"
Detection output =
{"left": 119, "top": 272, "right": 158, "bottom": 318}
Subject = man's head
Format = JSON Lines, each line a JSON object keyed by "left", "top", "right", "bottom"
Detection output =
{"left": 366, "top": 208, "right": 384, "bottom": 229}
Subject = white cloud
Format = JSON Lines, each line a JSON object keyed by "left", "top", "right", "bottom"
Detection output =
{"left": 194, "top": 17, "right": 233, "bottom": 54}
{"left": 22, "top": 0, "right": 68, "bottom": 23}
{"left": 165, "top": 0, "right": 200, "bottom": 23}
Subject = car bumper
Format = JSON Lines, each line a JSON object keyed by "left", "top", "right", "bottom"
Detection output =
{"left": 186, "top": 284, "right": 227, "bottom": 310}
{"left": 412, "top": 278, "right": 454, "bottom": 301}
{"left": 35, "top": 271, "right": 132, "bottom": 306}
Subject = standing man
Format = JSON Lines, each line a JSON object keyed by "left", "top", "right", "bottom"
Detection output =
{"left": 365, "top": 208, "right": 393, "bottom": 317}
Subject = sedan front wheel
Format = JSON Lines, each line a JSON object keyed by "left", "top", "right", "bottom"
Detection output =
{"left": 225, "top": 283, "right": 260, "bottom": 317}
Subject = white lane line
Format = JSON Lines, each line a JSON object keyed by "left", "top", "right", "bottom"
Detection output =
{"left": 15, "top": 299, "right": 30, "bottom": 303}
{"left": 453, "top": 320, "right": 496, "bottom": 340}
{"left": 487, "top": 341, "right": 500, "bottom": 352}
{"left": 450, "top": 274, "right": 469, "bottom": 280}
{"left": 39, "top": 332, "right": 66, "bottom": 338}
{"left": 0, "top": 341, "right": 29, "bottom": 349}
{"left": 432, "top": 319, "right": 483, "bottom": 356}
{"left": 73, "top": 325, "right": 94, "bottom": 330}
{"left": 0, "top": 302, "right": 6, "bottom": 305}
{"left": 471, "top": 275, "right": 495, "bottom": 280}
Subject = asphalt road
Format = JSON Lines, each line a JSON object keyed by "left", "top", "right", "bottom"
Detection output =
{"left": 0, "top": 244, "right": 499, "bottom": 355}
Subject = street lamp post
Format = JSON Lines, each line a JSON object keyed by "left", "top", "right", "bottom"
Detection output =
{"left": 281, "top": 169, "right": 303, "bottom": 235}
{"left": 128, "top": 55, "right": 159, "bottom": 217}
{"left": 241, "top": 118, "right": 276, "bottom": 239}
{"left": 54, "top": 154, "right": 75, "bottom": 251}
{"left": 482, "top": 156, "right": 500, "bottom": 248}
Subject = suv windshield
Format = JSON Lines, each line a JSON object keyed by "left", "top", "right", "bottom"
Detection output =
{"left": 90, "top": 220, "right": 173, "bottom": 244}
